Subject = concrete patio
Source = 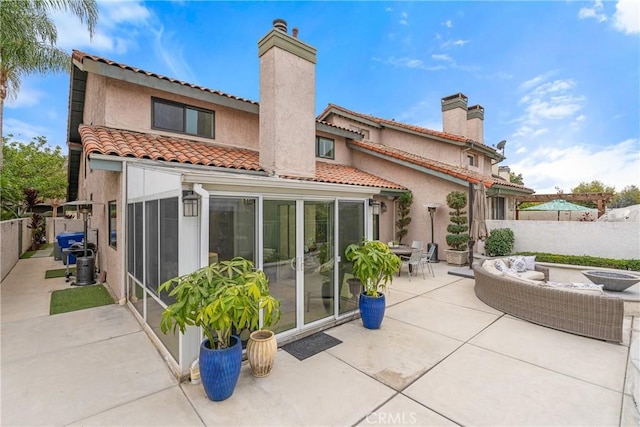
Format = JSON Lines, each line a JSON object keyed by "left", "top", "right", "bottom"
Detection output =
{"left": 1, "top": 255, "right": 639, "bottom": 426}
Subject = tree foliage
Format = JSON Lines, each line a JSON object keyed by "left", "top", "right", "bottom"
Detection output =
{"left": 0, "top": 0, "right": 98, "bottom": 167}
{"left": 509, "top": 172, "right": 524, "bottom": 185}
{"left": 571, "top": 180, "right": 616, "bottom": 208}
{"left": 609, "top": 185, "right": 640, "bottom": 208}
{"left": 1, "top": 135, "right": 67, "bottom": 219}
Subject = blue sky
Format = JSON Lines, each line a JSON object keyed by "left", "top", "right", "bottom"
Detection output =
{"left": 4, "top": 0, "right": 639, "bottom": 194}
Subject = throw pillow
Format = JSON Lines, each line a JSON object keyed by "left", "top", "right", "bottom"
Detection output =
{"left": 494, "top": 259, "right": 508, "bottom": 272}
{"left": 508, "top": 256, "right": 528, "bottom": 273}
{"left": 523, "top": 255, "right": 536, "bottom": 271}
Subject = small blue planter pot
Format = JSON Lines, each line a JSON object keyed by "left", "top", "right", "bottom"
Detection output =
{"left": 199, "top": 335, "right": 242, "bottom": 401}
{"left": 359, "top": 292, "right": 386, "bottom": 329}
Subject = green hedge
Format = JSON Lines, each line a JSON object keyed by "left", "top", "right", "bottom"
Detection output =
{"left": 515, "top": 252, "right": 640, "bottom": 271}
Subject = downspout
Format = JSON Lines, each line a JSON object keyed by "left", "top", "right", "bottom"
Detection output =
{"left": 192, "top": 183, "right": 209, "bottom": 268}
{"left": 119, "top": 161, "right": 127, "bottom": 304}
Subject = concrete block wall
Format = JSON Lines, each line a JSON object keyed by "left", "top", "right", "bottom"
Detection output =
{"left": 1, "top": 219, "right": 31, "bottom": 282}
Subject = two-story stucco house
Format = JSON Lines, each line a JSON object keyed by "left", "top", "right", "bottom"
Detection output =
{"left": 66, "top": 19, "right": 532, "bottom": 376}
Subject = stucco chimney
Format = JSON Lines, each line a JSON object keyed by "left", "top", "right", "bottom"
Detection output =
{"left": 441, "top": 93, "right": 468, "bottom": 137}
{"left": 258, "top": 20, "right": 317, "bottom": 177}
{"left": 466, "top": 104, "right": 484, "bottom": 144}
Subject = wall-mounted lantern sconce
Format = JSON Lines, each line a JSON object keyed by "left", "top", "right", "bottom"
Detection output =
{"left": 183, "top": 190, "right": 200, "bottom": 217}
{"left": 380, "top": 201, "right": 387, "bottom": 213}
{"left": 369, "top": 199, "right": 381, "bottom": 215}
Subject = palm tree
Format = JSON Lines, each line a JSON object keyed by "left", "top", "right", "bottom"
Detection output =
{"left": 0, "top": 0, "right": 98, "bottom": 169}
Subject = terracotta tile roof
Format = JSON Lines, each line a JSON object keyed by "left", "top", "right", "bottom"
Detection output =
{"left": 80, "top": 125, "right": 262, "bottom": 171}
{"left": 349, "top": 139, "right": 533, "bottom": 192}
{"left": 282, "top": 162, "right": 406, "bottom": 190}
{"left": 79, "top": 125, "right": 405, "bottom": 190}
{"left": 72, "top": 50, "right": 258, "bottom": 106}
{"left": 319, "top": 103, "right": 470, "bottom": 143}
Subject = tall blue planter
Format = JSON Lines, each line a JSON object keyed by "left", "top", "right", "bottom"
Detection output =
{"left": 199, "top": 335, "right": 242, "bottom": 401}
{"left": 359, "top": 292, "right": 386, "bottom": 329}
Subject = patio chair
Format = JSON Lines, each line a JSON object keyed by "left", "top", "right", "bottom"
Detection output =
{"left": 402, "top": 249, "right": 424, "bottom": 281}
{"left": 411, "top": 240, "right": 423, "bottom": 250}
{"left": 420, "top": 244, "right": 436, "bottom": 277}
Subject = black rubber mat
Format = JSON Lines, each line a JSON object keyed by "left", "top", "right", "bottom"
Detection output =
{"left": 282, "top": 331, "right": 342, "bottom": 361}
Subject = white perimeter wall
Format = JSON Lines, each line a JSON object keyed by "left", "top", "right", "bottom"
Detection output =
{"left": 1, "top": 219, "right": 32, "bottom": 281}
{"left": 487, "top": 220, "right": 640, "bottom": 260}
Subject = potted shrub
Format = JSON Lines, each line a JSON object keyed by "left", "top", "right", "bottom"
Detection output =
{"left": 159, "top": 257, "right": 280, "bottom": 400}
{"left": 344, "top": 240, "right": 401, "bottom": 329}
{"left": 445, "top": 190, "right": 470, "bottom": 265}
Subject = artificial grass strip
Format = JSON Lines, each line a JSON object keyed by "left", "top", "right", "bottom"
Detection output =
{"left": 20, "top": 250, "right": 36, "bottom": 259}
{"left": 50, "top": 284, "right": 114, "bottom": 315}
{"left": 45, "top": 268, "right": 76, "bottom": 279}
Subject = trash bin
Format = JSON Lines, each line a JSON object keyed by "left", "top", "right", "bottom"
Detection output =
{"left": 56, "top": 232, "right": 84, "bottom": 265}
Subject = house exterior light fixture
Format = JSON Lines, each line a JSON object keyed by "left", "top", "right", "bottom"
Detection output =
{"left": 183, "top": 191, "right": 200, "bottom": 217}
{"left": 369, "top": 199, "right": 381, "bottom": 215}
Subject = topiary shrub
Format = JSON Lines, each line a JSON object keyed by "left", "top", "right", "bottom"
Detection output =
{"left": 445, "top": 191, "right": 469, "bottom": 251}
{"left": 484, "top": 228, "right": 515, "bottom": 256}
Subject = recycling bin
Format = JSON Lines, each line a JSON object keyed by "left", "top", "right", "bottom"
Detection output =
{"left": 56, "top": 232, "right": 84, "bottom": 265}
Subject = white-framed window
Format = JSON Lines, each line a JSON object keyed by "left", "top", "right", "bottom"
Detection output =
{"left": 467, "top": 154, "right": 476, "bottom": 167}
{"left": 316, "top": 137, "right": 335, "bottom": 159}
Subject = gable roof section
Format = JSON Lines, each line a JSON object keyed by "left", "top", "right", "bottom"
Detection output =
{"left": 348, "top": 139, "right": 533, "bottom": 193}
{"left": 318, "top": 103, "right": 504, "bottom": 161}
{"left": 72, "top": 50, "right": 259, "bottom": 107}
{"left": 79, "top": 125, "right": 405, "bottom": 190}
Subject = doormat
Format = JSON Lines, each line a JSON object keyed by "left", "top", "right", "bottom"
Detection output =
{"left": 45, "top": 268, "right": 75, "bottom": 279}
{"left": 282, "top": 331, "right": 342, "bottom": 361}
{"left": 50, "top": 284, "right": 114, "bottom": 315}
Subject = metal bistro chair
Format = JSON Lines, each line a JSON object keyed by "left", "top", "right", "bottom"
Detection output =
{"left": 402, "top": 249, "right": 425, "bottom": 281}
{"left": 411, "top": 240, "right": 424, "bottom": 250}
{"left": 420, "top": 244, "right": 436, "bottom": 277}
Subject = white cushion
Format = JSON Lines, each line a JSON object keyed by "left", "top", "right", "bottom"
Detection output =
{"left": 503, "top": 271, "right": 541, "bottom": 285}
{"left": 494, "top": 259, "right": 508, "bottom": 272}
{"left": 508, "top": 256, "right": 528, "bottom": 273}
{"left": 519, "top": 270, "right": 545, "bottom": 281}
{"left": 541, "top": 281, "right": 605, "bottom": 296}
{"left": 482, "top": 260, "right": 504, "bottom": 276}
{"left": 523, "top": 255, "right": 536, "bottom": 271}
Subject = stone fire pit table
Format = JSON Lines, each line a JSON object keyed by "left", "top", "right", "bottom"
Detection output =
{"left": 581, "top": 270, "right": 640, "bottom": 292}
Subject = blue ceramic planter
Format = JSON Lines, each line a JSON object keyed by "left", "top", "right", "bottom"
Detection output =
{"left": 199, "top": 335, "right": 242, "bottom": 401}
{"left": 359, "top": 292, "right": 386, "bottom": 329}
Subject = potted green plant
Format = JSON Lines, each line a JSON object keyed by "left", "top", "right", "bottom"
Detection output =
{"left": 445, "top": 190, "right": 470, "bottom": 265}
{"left": 344, "top": 240, "right": 401, "bottom": 329}
{"left": 159, "top": 257, "right": 280, "bottom": 400}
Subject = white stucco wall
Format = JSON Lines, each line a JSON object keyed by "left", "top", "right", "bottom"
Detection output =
{"left": 487, "top": 220, "right": 640, "bottom": 260}
{"left": 0, "top": 219, "right": 31, "bottom": 281}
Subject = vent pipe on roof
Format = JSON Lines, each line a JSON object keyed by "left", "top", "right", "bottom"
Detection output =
{"left": 273, "top": 18, "right": 287, "bottom": 32}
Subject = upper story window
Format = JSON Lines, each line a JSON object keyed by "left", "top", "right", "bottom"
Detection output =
{"left": 467, "top": 154, "right": 476, "bottom": 167}
{"left": 152, "top": 97, "right": 214, "bottom": 139}
{"left": 316, "top": 137, "right": 335, "bottom": 159}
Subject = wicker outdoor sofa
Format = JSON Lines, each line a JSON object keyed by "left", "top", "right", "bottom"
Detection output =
{"left": 473, "top": 260, "right": 625, "bottom": 343}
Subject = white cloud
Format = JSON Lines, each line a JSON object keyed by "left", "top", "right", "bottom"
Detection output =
{"left": 52, "top": 1, "right": 152, "bottom": 54}
{"left": 442, "top": 39, "right": 469, "bottom": 49}
{"left": 5, "top": 83, "right": 46, "bottom": 108}
{"left": 3, "top": 118, "right": 54, "bottom": 143}
{"left": 514, "top": 75, "right": 585, "bottom": 137}
{"left": 613, "top": 0, "right": 640, "bottom": 34}
{"left": 442, "top": 20, "right": 453, "bottom": 28}
{"left": 578, "top": 0, "right": 607, "bottom": 22}
{"left": 510, "top": 139, "right": 640, "bottom": 193}
{"left": 150, "top": 26, "right": 196, "bottom": 82}
{"left": 432, "top": 54, "right": 453, "bottom": 62}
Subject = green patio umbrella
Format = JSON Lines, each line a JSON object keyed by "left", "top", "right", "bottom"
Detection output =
{"left": 521, "top": 199, "right": 591, "bottom": 221}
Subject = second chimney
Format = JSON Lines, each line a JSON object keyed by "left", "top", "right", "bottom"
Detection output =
{"left": 466, "top": 104, "right": 484, "bottom": 144}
